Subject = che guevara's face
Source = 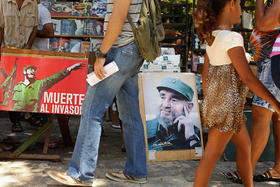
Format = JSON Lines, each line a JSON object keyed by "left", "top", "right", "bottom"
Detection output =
{"left": 25, "top": 68, "right": 36, "bottom": 80}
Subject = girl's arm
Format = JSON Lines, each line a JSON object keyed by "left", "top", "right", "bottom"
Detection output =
{"left": 255, "top": 0, "right": 280, "bottom": 31}
{"left": 228, "top": 47, "right": 280, "bottom": 113}
{"left": 202, "top": 53, "right": 209, "bottom": 97}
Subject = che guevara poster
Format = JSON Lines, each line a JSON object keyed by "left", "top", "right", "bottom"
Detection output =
{"left": 0, "top": 48, "right": 88, "bottom": 115}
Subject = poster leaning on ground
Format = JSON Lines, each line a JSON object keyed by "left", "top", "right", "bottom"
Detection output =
{"left": 0, "top": 48, "right": 88, "bottom": 115}
{"left": 138, "top": 72, "right": 203, "bottom": 161}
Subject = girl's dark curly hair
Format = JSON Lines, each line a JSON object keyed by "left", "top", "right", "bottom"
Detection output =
{"left": 193, "top": 0, "right": 235, "bottom": 44}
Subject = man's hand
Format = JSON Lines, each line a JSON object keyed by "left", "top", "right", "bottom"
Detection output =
{"left": 23, "top": 44, "right": 32, "bottom": 49}
{"left": 67, "top": 62, "right": 84, "bottom": 71}
{"left": 94, "top": 57, "right": 106, "bottom": 80}
{"left": 174, "top": 105, "right": 195, "bottom": 140}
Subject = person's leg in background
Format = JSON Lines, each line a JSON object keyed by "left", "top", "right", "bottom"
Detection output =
{"left": 252, "top": 58, "right": 280, "bottom": 181}
{"left": 250, "top": 105, "right": 273, "bottom": 173}
{"left": 24, "top": 112, "right": 49, "bottom": 127}
{"left": 223, "top": 58, "right": 279, "bottom": 183}
{"left": 270, "top": 112, "right": 280, "bottom": 177}
{"left": 111, "top": 99, "right": 121, "bottom": 129}
{"left": 9, "top": 111, "right": 22, "bottom": 132}
{"left": 111, "top": 98, "right": 125, "bottom": 152}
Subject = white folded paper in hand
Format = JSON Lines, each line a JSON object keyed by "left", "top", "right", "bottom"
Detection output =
{"left": 86, "top": 61, "right": 119, "bottom": 86}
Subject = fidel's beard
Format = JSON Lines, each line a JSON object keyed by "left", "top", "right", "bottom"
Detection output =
{"left": 158, "top": 116, "right": 173, "bottom": 130}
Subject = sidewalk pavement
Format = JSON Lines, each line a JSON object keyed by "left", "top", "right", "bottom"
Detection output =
{"left": 0, "top": 112, "right": 279, "bottom": 187}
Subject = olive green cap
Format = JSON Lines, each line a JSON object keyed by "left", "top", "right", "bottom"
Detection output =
{"left": 23, "top": 65, "right": 37, "bottom": 73}
{"left": 157, "top": 77, "right": 194, "bottom": 101}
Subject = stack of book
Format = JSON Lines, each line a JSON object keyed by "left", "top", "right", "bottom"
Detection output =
{"left": 45, "top": 0, "right": 107, "bottom": 54}
{"left": 49, "top": 38, "right": 102, "bottom": 54}
{"left": 49, "top": 0, "right": 107, "bottom": 18}
{"left": 51, "top": 19, "right": 104, "bottom": 36}
{"left": 140, "top": 48, "right": 181, "bottom": 72}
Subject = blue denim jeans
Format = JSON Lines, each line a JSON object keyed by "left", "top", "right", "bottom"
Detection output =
{"left": 66, "top": 42, "right": 147, "bottom": 182}
{"left": 252, "top": 58, "right": 280, "bottom": 111}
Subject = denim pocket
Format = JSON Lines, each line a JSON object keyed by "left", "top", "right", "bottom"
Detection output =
{"left": 121, "top": 44, "right": 140, "bottom": 57}
{"left": 116, "top": 43, "right": 143, "bottom": 76}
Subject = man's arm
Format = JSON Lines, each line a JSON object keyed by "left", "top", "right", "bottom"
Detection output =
{"left": 37, "top": 23, "right": 54, "bottom": 38}
{"left": 94, "top": 0, "right": 131, "bottom": 80}
{"left": 37, "top": 4, "right": 54, "bottom": 38}
{"left": 24, "top": 1, "right": 39, "bottom": 49}
{"left": 0, "top": 0, "right": 4, "bottom": 52}
{"left": 255, "top": 0, "right": 280, "bottom": 31}
{"left": 24, "top": 26, "right": 38, "bottom": 49}
{"left": 0, "top": 27, "right": 3, "bottom": 47}
{"left": 0, "top": 27, "right": 3, "bottom": 58}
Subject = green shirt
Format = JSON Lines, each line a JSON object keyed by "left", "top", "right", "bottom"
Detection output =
{"left": 12, "top": 69, "right": 70, "bottom": 112}
{"left": 147, "top": 118, "right": 201, "bottom": 151}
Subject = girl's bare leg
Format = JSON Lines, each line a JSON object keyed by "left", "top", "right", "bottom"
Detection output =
{"left": 194, "top": 128, "right": 233, "bottom": 187}
{"left": 232, "top": 123, "right": 253, "bottom": 187}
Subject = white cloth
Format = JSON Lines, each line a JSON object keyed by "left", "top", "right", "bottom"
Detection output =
{"left": 32, "top": 4, "right": 52, "bottom": 50}
{"left": 206, "top": 30, "right": 244, "bottom": 66}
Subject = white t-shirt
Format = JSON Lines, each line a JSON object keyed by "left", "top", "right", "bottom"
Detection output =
{"left": 206, "top": 30, "right": 244, "bottom": 66}
{"left": 32, "top": 4, "right": 52, "bottom": 50}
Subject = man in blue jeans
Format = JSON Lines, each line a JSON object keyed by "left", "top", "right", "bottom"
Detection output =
{"left": 47, "top": 0, "right": 147, "bottom": 186}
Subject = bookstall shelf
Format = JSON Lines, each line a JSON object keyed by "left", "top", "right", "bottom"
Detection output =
{"left": 159, "top": 1, "right": 192, "bottom": 72}
{"left": 54, "top": 35, "right": 104, "bottom": 38}
{"left": 52, "top": 16, "right": 104, "bottom": 20}
{"left": 47, "top": 0, "right": 106, "bottom": 53}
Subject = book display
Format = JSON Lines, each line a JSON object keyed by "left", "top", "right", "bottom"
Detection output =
{"left": 52, "top": 19, "right": 61, "bottom": 35}
{"left": 81, "top": 41, "right": 91, "bottom": 54}
{"left": 70, "top": 39, "right": 82, "bottom": 53}
{"left": 49, "top": 38, "right": 60, "bottom": 51}
{"left": 41, "top": 0, "right": 106, "bottom": 54}
{"left": 90, "top": 38, "right": 102, "bottom": 51}
{"left": 51, "top": 2, "right": 73, "bottom": 16}
{"left": 84, "top": 19, "right": 104, "bottom": 36}
{"left": 61, "top": 19, "right": 76, "bottom": 35}
{"left": 59, "top": 38, "right": 71, "bottom": 52}
{"left": 92, "top": 0, "right": 107, "bottom": 17}
{"left": 40, "top": 0, "right": 56, "bottom": 12}
{"left": 72, "top": 2, "right": 92, "bottom": 16}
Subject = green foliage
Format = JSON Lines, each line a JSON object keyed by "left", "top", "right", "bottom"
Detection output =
{"left": 160, "top": 0, "right": 193, "bottom": 33}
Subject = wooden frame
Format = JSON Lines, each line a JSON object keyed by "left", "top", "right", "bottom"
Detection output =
{"left": 138, "top": 72, "right": 203, "bottom": 162}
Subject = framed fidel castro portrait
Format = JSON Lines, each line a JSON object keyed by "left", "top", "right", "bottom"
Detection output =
{"left": 138, "top": 72, "right": 203, "bottom": 162}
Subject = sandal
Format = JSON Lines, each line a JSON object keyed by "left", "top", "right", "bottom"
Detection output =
{"left": 11, "top": 122, "right": 23, "bottom": 132}
{"left": 25, "top": 116, "right": 45, "bottom": 127}
{"left": 2, "top": 137, "right": 15, "bottom": 151}
{"left": 254, "top": 169, "right": 280, "bottom": 182}
{"left": 221, "top": 171, "right": 242, "bottom": 184}
{"left": 48, "top": 141, "right": 58, "bottom": 149}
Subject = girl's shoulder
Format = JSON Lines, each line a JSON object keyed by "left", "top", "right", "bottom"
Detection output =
{"left": 214, "top": 30, "right": 243, "bottom": 44}
{"left": 213, "top": 30, "right": 242, "bottom": 39}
